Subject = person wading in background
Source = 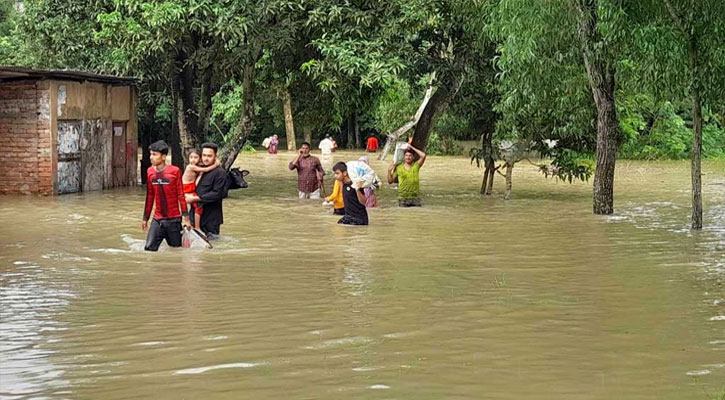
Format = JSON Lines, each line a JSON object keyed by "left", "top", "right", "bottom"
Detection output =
{"left": 289, "top": 142, "right": 325, "bottom": 199}
{"left": 388, "top": 144, "right": 426, "bottom": 207}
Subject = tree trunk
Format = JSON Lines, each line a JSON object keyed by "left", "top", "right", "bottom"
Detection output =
{"left": 220, "top": 60, "right": 257, "bottom": 171}
{"left": 576, "top": 0, "right": 619, "bottom": 215}
{"left": 354, "top": 113, "right": 361, "bottom": 148}
{"left": 379, "top": 81, "right": 435, "bottom": 160}
{"left": 480, "top": 132, "right": 496, "bottom": 195}
{"left": 504, "top": 162, "right": 514, "bottom": 200}
{"left": 346, "top": 115, "right": 354, "bottom": 149}
{"left": 168, "top": 91, "right": 183, "bottom": 169}
{"left": 281, "top": 87, "right": 296, "bottom": 150}
{"left": 689, "top": 36, "right": 703, "bottom": 229}
{"left": 485, "top": 166, "right": 495, "bottom": 194}
{"left": 197, "top": 65, "right": 213, "bottom": 140}
{"left": 171, "top": 61, "right": 199, "bottom": 157}
{"left": 303, "top": 126, "right": 312, "bottom": 144}
{"left": 410, "top": 81, "right": 453, "bottom": 151}
{"left": 139, "top": 107, "right": 154, "bottom": 183}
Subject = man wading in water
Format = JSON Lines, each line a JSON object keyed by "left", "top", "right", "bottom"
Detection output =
{"left": 387, "top": 144, "right": 426, "bottom": 207}
{"left": 289, "top": 142, "right": 325, "bottom": 199}
{"left": 142, "top": 140, "right": 190, "bottom": 251}
{"left": 185, "top": 142, "right": 228, "bottom": 238}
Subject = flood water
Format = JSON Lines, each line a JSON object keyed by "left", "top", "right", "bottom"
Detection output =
{"left": 1, "top": 150, "right": 724, "bottom": 399}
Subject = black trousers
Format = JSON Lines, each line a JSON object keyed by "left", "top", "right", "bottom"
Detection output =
{"left": 144, "top": 218, "right": 182, "bottom": 251}
{"left": 338, "top": 215, "right": 368, "bottom": 225}
{"left": 398, "top": 198, "right": 422, "bottom": 207}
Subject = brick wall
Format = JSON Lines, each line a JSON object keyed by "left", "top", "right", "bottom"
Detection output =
{"left": 0, "top": 80, "right": 52, "bottom": 194}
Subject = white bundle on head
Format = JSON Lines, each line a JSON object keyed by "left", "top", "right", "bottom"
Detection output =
{"left": 346, "top": 160, "right": 376, "bottom": 188}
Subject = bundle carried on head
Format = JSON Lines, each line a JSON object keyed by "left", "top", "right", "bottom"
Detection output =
{"left": 346, "top": 160, "right": 376, "bottom": 188}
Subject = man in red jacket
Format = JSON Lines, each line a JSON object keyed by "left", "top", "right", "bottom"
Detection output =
{"left": 366, "top": 135, "right": 379, "bottom": 152}
{"left": 142, "top": 140, "right": 190, "bottom": 251}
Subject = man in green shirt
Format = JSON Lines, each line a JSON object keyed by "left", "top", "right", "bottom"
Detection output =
{"left": 387, "top": 144, "right": 427, "bottom": 207}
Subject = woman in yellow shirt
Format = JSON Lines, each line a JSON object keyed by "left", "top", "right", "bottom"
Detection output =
{"left": 325, "top": 179, "right": 345, "bottom": 215}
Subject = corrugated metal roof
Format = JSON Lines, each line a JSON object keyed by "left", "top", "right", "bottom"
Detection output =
{"left": 0, "top": 66, "right": 137, "bottom": 85}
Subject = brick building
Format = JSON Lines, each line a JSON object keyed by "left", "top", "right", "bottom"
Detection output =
{"left": 0, "top": 67, "right": 137, "bottom": 195}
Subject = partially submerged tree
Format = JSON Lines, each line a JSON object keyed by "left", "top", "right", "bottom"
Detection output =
{"left": 491, "top": 0, "right": 624, "bottom": 213}
{"left": 625, "top": 0, "right": 725, "bottom": 229}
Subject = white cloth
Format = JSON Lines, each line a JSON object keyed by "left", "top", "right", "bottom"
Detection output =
{"left": 319, "top": 138, "right": 334, "bottom": 155}
{"left": 262, "top": 137, "right": 272, "bottom": 148}
{"left": 345, "top": 160, "right": 376, "bottom": 188}
{"left": 298, "top": 189, "right": 321, "bottom": 199}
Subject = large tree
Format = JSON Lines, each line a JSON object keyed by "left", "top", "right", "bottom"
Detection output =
{"left": 625, "top": 0, "right": 725, "bottom": 229}
{"left": 492, "top": 0, "right": 625, "bottom": 214}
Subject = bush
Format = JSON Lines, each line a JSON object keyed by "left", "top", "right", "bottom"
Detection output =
{"left": 618, "top": 99, "right": 725, "bottom": 160}
{"left": 427, "top": 132, "right": 464, "bottom": 156}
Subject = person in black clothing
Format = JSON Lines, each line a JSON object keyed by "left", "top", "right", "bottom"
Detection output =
{"left": 332, "top": 162, "right": 369, "bottom": 226}
{"left": 185, "top": 142, "right": 227, "bottom": 237}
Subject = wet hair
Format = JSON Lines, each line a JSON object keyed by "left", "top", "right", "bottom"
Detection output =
{"left": 187, "top": 148, "right": 201, "bottom": 157}
{"left": 201, "top": 142, "right": 218, "bottom": 154}
{"left": 301, "top": 142, "right": 311, "bottom": 148}
{"left": 405, "top": 148, "right": 416, "bottom": 155}
{"left": 149, "top": 140, "right": 169, "bottom": 155}
{"left": 332, "top": 162, "right": 347, "bottom": 172}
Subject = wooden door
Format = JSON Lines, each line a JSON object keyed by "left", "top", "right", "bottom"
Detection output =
{"left": 57, "top": 121, "right": 82, "bottom": 194}
{"left": 112, "top": 122, "right": 127, "bottom": 187}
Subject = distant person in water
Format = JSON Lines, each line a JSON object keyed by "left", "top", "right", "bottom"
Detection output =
{"left": 269, "top": 135, "right": 279, "bottom": 154}
{"left": 319, "top": 134, "right": 334, "bottom": 155}
{"left": 333, "top": 162, "right": 368, "bottom": 225}
{"left": 366, "top": 135, "right": 379, "bottom": 152}
{"left": 387, "top": 144, "right": 426, "bottom": 207}
{"left": 142, "top": 140, "right": 190, "bottom": 251}
{"left": 182, "top": 149, "right": 220, "bottom": 232}
{"left": 289, "top": 142, "right": 325, "bottom": 199}
{"left": 185, "top": 142, "right": 228, "bottom": 237}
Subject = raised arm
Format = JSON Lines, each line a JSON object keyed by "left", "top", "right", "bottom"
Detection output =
{"left": 188, "top": 159, "right": 220, "bottom": 173}
{"left": 409, "top": 145, "right": 427, "bottom": 167}
{"left": 288, "top": 153, "right": 301, "bottom": 170}
{"left": 355, "top": 186, "right": 367, "bottom": 205}
{"left": 387, "top": 163, "right": 397, "bottom": 184}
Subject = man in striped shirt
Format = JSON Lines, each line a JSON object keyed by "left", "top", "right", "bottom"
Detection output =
{"left": 142, "top": 140, "right": 190, "bottom": 251}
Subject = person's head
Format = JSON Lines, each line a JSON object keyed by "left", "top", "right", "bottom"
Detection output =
{"left": 201, "top": 142, "right": 218, "bottom": 166}
{"left": 299, "top": 142, "right": 311, "bottom": 156}
{"left": 332, "top": 162, "right": 348, "bottom": 182}
{"left": 273, "top": 134, "right": 278, "bottom": 139}
{"left": 187, "top": 148, "right": 201, "bottom": 166}
{"left": 404, "top": 148, "right": 416, "bottom": 165}
{"left": 149, "top": 140, "right": 169, "bottom": 166}
{"left": 325, "top": 134, "right": 331, "bottom": 139}
{"left": 358, "top": 155, "right": 369, "bottom": 165}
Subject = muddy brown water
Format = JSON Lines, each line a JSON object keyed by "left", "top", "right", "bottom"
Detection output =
{"left": 1, "top": 151, "right": 724, "bottom": 399}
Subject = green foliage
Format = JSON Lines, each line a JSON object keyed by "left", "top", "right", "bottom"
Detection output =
{"left": 211, "top": 81, "right": 245, "bottom": 129}
{"left": 542, "top": 149, "right": 594, "bottom": 183}
{"left": 241, "top": 141, "right": 256, "bottom": 154}
{"left": 427, "top": 132, "right": 464, "bottom": 156}
{"left": 618, "top": 95, "right": 725, "bottom": 159}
